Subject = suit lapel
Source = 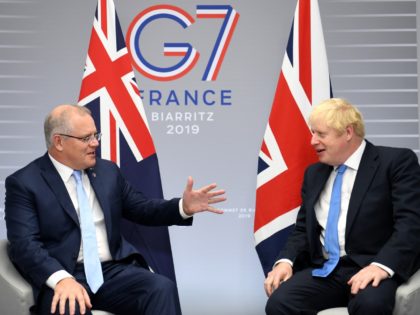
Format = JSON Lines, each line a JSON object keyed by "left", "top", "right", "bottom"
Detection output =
{"left": 306, "top": 164, "right": 333, "bottom": 230}
{"left": 86, "top": 166, "right": 113, "bottom": 241}
{"left": 308, "top": 165, "right": 332, "bottom": 208}
{"left": 39, "top": 154, "right": 80, "bottom": 225}
{"left": 345, "top": 141, "right": 379, "bottom": 238}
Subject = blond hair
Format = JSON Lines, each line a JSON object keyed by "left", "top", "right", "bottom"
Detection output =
{"left": 309, "top": 98, "right": 365, "bottom": 138}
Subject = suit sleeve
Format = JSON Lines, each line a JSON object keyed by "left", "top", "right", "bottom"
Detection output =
{"left": 276, "top": 168, "right": 311, "bottom": 264}
{"left": 112, "top": 165, "right": 192, "bottom": 226}
{"left": 373, "top": 149, "right": 420, "bottom": 280}
{"left": 4, "top": 175, "right": 67, "bottom": 288}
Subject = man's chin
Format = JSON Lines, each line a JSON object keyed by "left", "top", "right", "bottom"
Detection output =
{"left": 318, "top": 156, "right": 330, "bottom": 165}
{"left": 86, "top": 157, "right": 97, "bottom": 168}
{"left": 316, "top": 152, "right": 325, "bottom": 162}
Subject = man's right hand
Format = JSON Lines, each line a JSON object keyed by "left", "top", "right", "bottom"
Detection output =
{"left": 264, "top": 262, "right": 293, "bottom": 297}
{"left": 51, "top": 277, "right": 92, "bottom": 315}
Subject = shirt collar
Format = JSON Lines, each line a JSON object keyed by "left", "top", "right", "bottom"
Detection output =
{"left": 340, "top": 139, "right": 366, "bottom": 171}
{"left": 48, "top": 154, "right": 77, "bottom": 183}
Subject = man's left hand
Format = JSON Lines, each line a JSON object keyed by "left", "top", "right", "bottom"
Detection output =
{"left": 347, "top": 264, "right": 389, "bottom": 294}
{"left": 182, "top": 176, "right": 226, "bottom": 216}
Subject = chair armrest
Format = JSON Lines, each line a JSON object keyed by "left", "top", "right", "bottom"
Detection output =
{"left": 394, "top": 269, "right": 420, "bottom": 315}
{"left": 0, "top": 239, "right": 34, "bottom": 314}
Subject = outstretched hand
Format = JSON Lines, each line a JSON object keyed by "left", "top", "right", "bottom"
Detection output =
{"left": 182, "top": 176, "right": 226, "bottom": 216}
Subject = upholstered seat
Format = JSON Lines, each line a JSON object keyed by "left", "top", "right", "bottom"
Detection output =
{"left": 0, "top": 239, "right": 114, "bottom": 315}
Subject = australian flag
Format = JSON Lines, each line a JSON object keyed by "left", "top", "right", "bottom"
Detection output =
{"left": 78, "top": 0, "right": 177, "bottom": 281}
{"left": 254, "top": 0, "right": 332, "bottom": 275}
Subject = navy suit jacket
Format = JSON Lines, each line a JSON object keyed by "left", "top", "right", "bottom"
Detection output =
{"left": 278, "top": 141, "right": 420, "bottom": 281}
{"left": 4, "top": 153, "right": 192, "bottom": 298}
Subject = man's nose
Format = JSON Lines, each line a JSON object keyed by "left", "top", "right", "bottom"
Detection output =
{"left": 310, "top": 134, "right": 318, "bottom": 146}
{"left": 90, "top": 138, "right": 100, "bottom": 147}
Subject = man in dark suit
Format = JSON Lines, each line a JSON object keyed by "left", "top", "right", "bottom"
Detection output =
{"left": 4, "top": 104, "right": 226, "bottom": 315}
{"left": 264, "top": 98, "right": 420, "bottom": 315}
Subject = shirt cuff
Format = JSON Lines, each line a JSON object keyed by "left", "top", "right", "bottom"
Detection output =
{"left": 179, "top": 199, "right": 193, "bottom": 219}
{"left": 46, "top": 270, "right": 74, "bottom": 289}
{"left": 371, "top": 262, "right": 394, "bottom": 277}
{"left": 273, "top": 258, "right": 293, "bottom": 269}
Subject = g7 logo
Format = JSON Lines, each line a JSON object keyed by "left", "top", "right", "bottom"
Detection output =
{"left": 127, "top": 4, "right": 239, "bottom": 81}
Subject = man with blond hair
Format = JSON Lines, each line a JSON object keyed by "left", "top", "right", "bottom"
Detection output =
{"left": 264, "top": 98, "right": 420, "bottom": 315}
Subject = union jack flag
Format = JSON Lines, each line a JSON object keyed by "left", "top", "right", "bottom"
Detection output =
{"left": 254, "top": 0, "right": 332, "bottom": 275}
{"left": 78, "top": 0, "right": 177, "bottom": 281}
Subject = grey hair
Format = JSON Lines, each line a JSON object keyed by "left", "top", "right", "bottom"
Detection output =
{"left": 44, "top": 105, "right": 91, "bottom": 149}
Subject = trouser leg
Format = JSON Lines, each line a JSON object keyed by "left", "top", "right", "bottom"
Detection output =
{"left": 93, "top": 261, "right": 181, "bottom": 315}
{"left": 348, "top": 277, "right": 399, "bottom": 315}
{"left": 266, "top": 258, "right": 359, "bottom": 315}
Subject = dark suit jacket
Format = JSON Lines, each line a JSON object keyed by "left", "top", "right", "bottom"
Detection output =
{"left": 278, "top": 141, "right": 420, "bottom": 281}
{"left": 4, "top": 153, "right": 192, "bottom": 299}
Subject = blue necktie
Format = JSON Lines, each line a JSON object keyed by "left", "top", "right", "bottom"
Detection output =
{"left": 73, "top": 170, "right": 104, "bottom": 293}
{"left": 312, "top": 164, "right": 347, "bottom": 277}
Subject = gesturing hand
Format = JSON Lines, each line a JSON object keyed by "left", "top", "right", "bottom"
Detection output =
{"left": 182, "top": 176, "right": 226, "bottom": 216}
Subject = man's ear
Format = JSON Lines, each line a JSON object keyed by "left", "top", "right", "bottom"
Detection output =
{"left": 52, "top": 134, "right": 64, "bottom": 152}
{"left": 345, "top": 125, "right": 354, "bottom": 141}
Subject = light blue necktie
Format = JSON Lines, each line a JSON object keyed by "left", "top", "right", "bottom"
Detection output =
{"left": 312, "top": 164, "right": 347, "bottom": 277}
{"left": 73, "top": 170, "right": 104, "bottom": 293}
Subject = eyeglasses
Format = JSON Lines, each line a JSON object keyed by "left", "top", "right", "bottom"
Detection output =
{"left": 57, "top": 132, "right": 101, "bottom": 143}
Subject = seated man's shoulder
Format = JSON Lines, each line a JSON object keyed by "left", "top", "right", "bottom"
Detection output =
{"left": 90, "top": 158, "right": 123, "bottom": 178}
{"left": 375, "top": 145, "right": 417, "bottom": 162}
{"left": 306, "top": 161, "right": 330, "bottom": 174}
{"left": 93, "top": 157, "right": 119, "bottom": 170}
{"left": 8, "top": 155, "right": 45, "bottom": 179}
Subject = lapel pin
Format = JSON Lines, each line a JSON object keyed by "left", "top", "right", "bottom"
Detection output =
{"left": 89, "top": 168, "right": 96, "bottom": 178}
